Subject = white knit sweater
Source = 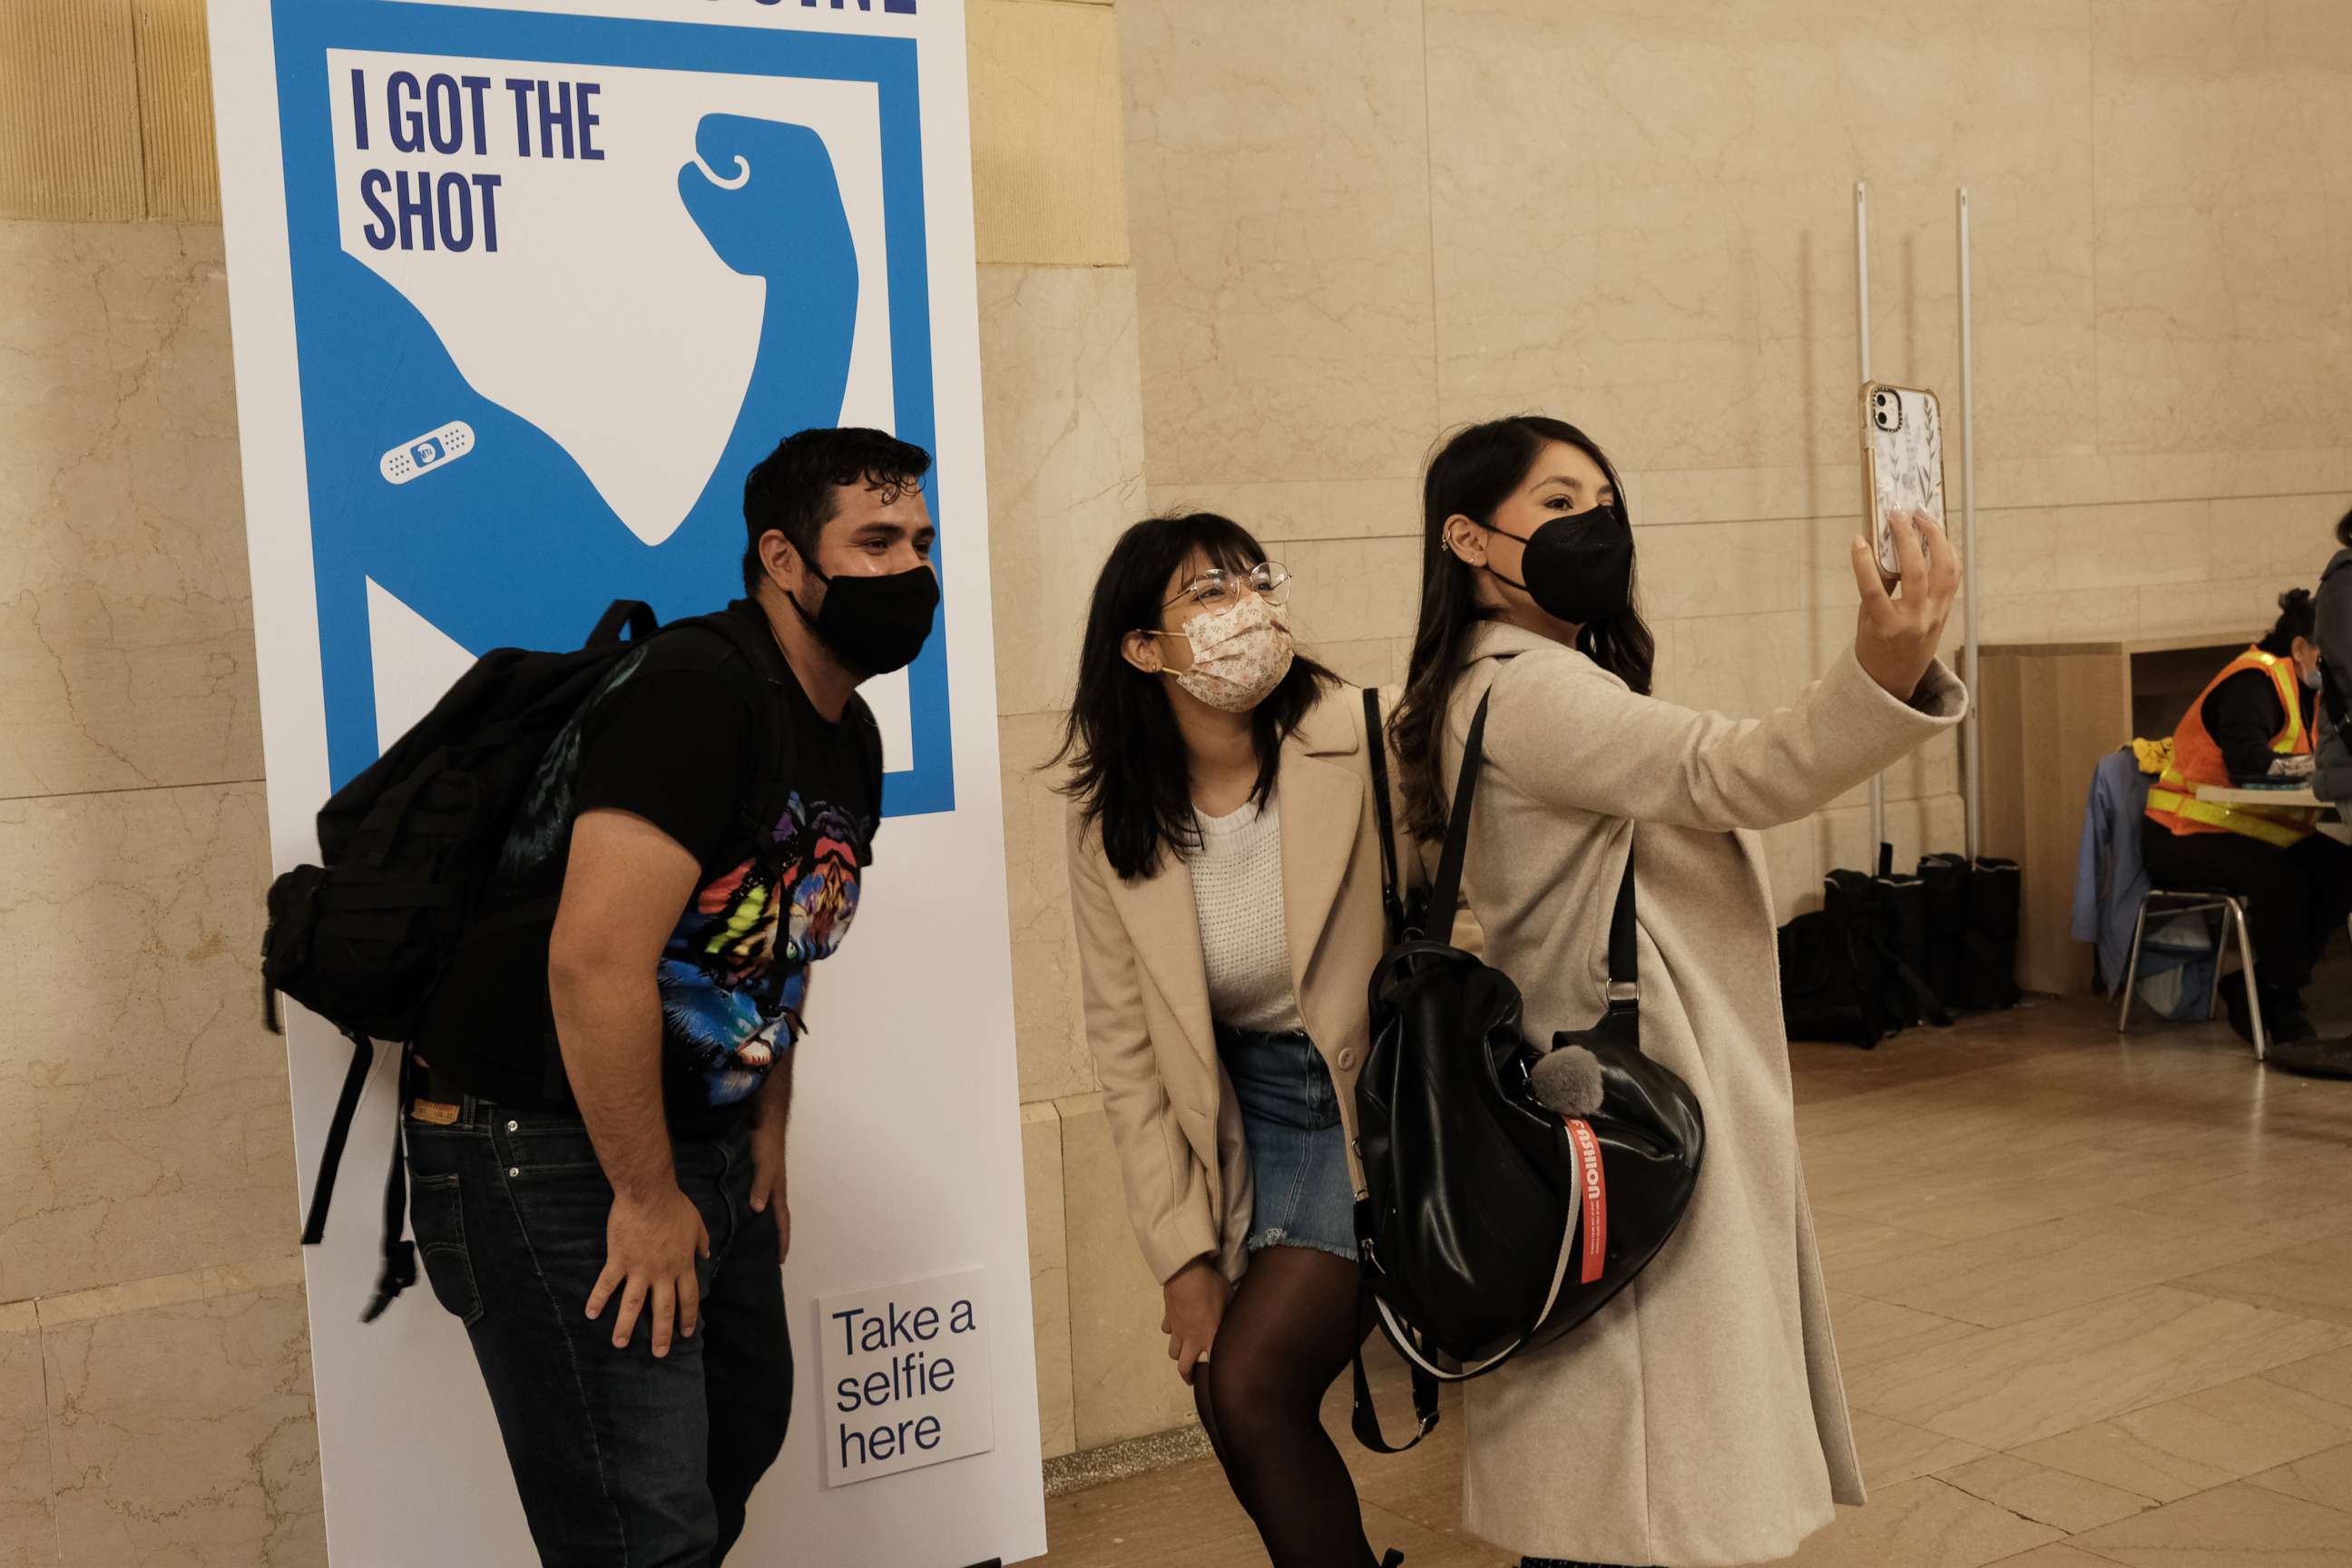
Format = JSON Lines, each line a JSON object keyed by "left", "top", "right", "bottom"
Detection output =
{"left": 1186, "top": 797, "right": 1303, "bottom": 1033}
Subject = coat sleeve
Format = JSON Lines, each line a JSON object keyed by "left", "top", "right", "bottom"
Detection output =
{"left": 1063, "top": 809, "right": 1222, "bottom": 1286}
{"left": 1477, "top": 646, "right": 1967, "bottom": 832}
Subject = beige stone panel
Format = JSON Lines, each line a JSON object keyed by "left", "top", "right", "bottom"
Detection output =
{"left": 1845, "top": 1285, "right": 2351, "bottom": 1451}
{"left": 2208, "top": 493, "right": 2352, "bottom": 583}
{"left": 0, "top": 1318, "right": 49, "bottom": 1568}
{"left": 1831, "top": 1204, "right": 2298, "bottom": 1330}
{"left": 0, "top": 220, "right": 261, "bottom": 799}
{"left": 1974, "top": 501, "right": 2211, "bottom": 599}
{"left": 1633, "top": 518, "right": 1813, "bottom": 622}
{"left": 979, "top": 264, "right": 1148, "bottom": 717}
{"left": 1775, "top": 1476, "right": 2060, "bottom": 1568}
{"left": 1673, "top": 608, "right": 1815, "bottom": 721}
{"left": 1934, "top": 1452, "right": 2155, "bottom": 1536}
{"left": 0, "top": 2, "right": 143, "bottom": 221}
{"left": 1142, "top": 476, "right": 1423, "bottom": 544}
{"left": 133, "top": 0, "right": 219, "bottom": 222}
{"left": 1022, "top": 1099, "right": 1075, "bottom": 1460}
{"left": 2176, "top": 1231, "right": 2352, "bottom": 1328}
{"left": 1846, "top": 1412, "right": 1990, "bottom": 1491}
{"left": 35, "top": 1253, "right": 306, "bottom": 1329}
{"left": 2092, "top": 0, "right": 2352, "bottom": 214}
{"left": 2249, "top": 1440, "right": 2352, "bottom": 1514}
{"left": 1975, "top": 447, "right": 2352, "bottom": 513}
{"left": 2135, "top": 576, "right": 2298, "bottom": 640}
{"left": 1058, "top": 1092, "right": 1197, "bottom": 1448}
{"left": 967, "top": 0, "right": 1128, "bottom": 267}
{"left": 1632, "top": 465, "right": 1863, "bottom": 532}
{"left": 1120, "top": 0, "right": 1436, "bottom": 486}
{"left": 1977, "top": 586, "right": 2142, "bottom": 644}
{"left": 999, "top": 712, "right": 1095, "bottom": 1105}
{"left": 1426, "top": 0, "right": 2098, "bottom": 474}
{"left": 2065, "top": 1480, "right": 2352, "bottom": 1567}
{"left": 0, "top": 784, "right": 296, "bottom": 1301}
{"left": 1306, "top": 637, "right": 1409, "bottom": 691}
{"left": 44, "top": 1281, "right": 324, "bottom": 1568}
{"left": 2094, "top": 198, "right": 2352, "bottom": 457}
{"left": 1275, "top": 536, "right": 1420, "bottom": 651}
{"left": 1826, "top": 1292, "right": 1981, "bottom": 1376}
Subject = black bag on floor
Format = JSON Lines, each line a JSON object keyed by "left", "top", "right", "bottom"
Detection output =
{"left": 1916, "top": 851, "right": 2021, "bottom": 1011}
{"left": 1779, "top": 848, "right": 1948, "bottom": 1048}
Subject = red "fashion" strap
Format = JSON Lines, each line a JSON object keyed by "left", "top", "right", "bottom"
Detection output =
{"left": 1564, "top": 1117, "right": 1607, "bottom": 1284}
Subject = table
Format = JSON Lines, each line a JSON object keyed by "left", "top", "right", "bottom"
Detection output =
{"left": 2194, "top": 782, "right": 2352, "bottom": 845}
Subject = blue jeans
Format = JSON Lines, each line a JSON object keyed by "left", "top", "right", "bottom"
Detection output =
{"left": 404, "top": 1098, "right": 790, "bottom": 1567}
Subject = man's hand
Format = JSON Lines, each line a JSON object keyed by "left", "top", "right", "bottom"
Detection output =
{"left": 587, "top": 1184, "right": 710, "bottom": 1357}
{"left": 1851, "top": 507, "right": 1962, "bottom": 701}
{"left": 749, "top": 1118, "right": 792, "bottom": 1261}
{"left": 1160, "top": 1258, "right": 1229, "bottom": 1387}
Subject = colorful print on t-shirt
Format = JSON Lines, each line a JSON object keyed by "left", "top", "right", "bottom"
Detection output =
{"left": 662, "top": 793, "right": 871, "bottom": 1107}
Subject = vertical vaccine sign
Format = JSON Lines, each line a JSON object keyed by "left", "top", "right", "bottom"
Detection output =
{"left": 212, "top": 3, "right": 1043, "bottom": 1564}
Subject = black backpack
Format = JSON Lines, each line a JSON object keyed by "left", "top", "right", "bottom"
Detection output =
{"left": 262, "top": 600, "right": 779, "bottom": 1318}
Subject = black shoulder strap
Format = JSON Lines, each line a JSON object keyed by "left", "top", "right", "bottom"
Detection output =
{"left": 1425, "top": 691, "right": 1492, "bottom": 942}
{"left": 1362, "top": 687, "right": 1405, "bottom": 946}
{"left": 586, "top": 600, "right": 658, "bottom": 648}
{"left": 1607, "top": 847, "right": 1638, "bottom": 989}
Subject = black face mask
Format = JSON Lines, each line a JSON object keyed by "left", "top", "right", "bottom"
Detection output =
{"left": 1477, "top": 502, "right": 1634, "bottom": 626}
{"left": 788, "top": 561, "right": 940, "bottom": 676}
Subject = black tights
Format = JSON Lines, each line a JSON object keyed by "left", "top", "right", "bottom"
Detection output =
{"left": 1193, "top": 1245, "right": 1379, "bottom": 1568}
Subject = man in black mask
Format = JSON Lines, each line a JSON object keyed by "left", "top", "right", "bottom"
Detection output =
{"left": 404, "top": 426, "right": 935, "bottom": 1565}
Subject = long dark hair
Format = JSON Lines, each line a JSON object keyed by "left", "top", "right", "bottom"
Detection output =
{"left": 1054, "top": 514, "right": 1338, "bottom": 882}
{"left": 1389, "top": 416, "right": 1656, "bottom": 841}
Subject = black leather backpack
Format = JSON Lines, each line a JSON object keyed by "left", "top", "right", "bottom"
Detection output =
{"left": 1349, "top": 687, "right": 1705, "bottom": 1451}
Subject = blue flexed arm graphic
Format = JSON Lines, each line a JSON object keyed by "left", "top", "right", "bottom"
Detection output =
{"left": 302, "top": 113, "right": 860, "bottom": 785}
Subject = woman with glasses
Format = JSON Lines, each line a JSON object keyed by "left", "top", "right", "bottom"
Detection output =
{"left": 1056, "top": 514, "right": 1411, "bottom": 1568}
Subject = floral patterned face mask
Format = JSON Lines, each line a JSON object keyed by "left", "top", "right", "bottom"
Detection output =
{"left": 1154, "top": 591, "right": 1296, "bottom": 712}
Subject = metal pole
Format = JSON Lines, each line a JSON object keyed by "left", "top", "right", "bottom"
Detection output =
{"left": 1958, "top": 188, "right": 1983, "bottom": 863}
{"left": 1858, "top": 181, "right": 1886, "bottom": 858}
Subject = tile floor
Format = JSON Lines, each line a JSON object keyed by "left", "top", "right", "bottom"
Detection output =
{"left": 1036, "top": 959, "right": 2352, "bottom": 1566}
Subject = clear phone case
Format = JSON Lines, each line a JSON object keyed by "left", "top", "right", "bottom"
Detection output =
{"left": 1862, "top": 383, "right": 1945, "bottom": 577}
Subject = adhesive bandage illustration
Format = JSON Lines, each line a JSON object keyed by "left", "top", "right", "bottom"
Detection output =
{"left": 379, "top": 422, "right": 476, "bottom": 485}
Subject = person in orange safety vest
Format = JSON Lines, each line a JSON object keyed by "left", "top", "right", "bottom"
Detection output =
{"left": 2142, "top": 587, "right": 2351, "bottom": 1047}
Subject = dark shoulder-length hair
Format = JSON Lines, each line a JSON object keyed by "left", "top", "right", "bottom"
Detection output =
{"left": 1387, "top": 416, "right": 1656, "bottom": 841}
{"left": 1053, "top": 513, "right": 1338, "bottom": 882}
{"left": 2259, "top": 586, "right": 2318, "bottom": 658}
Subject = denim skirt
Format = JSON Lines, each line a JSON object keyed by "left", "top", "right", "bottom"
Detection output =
{"left": 1215, "top": 1024, "right": 1358, "bottom": 1261}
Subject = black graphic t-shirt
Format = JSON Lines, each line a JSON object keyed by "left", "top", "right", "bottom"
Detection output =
{"left": 419, "top": 601, "right": 882, "bottom": 1129}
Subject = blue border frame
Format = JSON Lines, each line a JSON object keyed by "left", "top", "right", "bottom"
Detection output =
{"left": 269, "top": 2, "right": 956, "bottom": 818}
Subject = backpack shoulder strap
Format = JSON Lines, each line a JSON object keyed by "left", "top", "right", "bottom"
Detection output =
{"left": 1424, "top": 691, "right": 1492, "bottom": 943}
{"left": 1362, "top": 687, "right": 1405, "bottom": 946}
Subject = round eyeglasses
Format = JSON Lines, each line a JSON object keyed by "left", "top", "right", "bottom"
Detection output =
{"left": 1163, "top": 561, "right": 1291, "bottom": 611}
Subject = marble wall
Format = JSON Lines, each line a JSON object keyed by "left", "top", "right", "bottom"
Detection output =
{"left": 1119, "top": 0, "right": 2352, "bottom": 913}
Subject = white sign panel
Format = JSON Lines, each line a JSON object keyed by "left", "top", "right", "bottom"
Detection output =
{"left": 206, "top": 1, "right": 1043, "bottom": 1562}
{"left": 818, "top": 1269, "right": 995, "bottom": 1487}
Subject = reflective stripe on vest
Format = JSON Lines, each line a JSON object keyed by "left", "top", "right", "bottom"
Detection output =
{"left": 2145, "top": 647, "right": 2318, "bottom": 845}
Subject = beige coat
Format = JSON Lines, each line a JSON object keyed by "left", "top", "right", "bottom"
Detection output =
{"left": 1064, "top": 685, "right": 1409, "bottom": 1285}
{"left": 1445, "top": 622, "right": 1965, "bottom": 1568}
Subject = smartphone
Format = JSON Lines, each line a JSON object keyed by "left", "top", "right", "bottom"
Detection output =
{"left": 1861, "top": 382, "right": 1945, "bottom": 578}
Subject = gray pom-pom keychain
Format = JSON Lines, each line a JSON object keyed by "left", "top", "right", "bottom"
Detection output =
{"left": 1527, "top": 1044, "right": 1605, "bottom": 1118}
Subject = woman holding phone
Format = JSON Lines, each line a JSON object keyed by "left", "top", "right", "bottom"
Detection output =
{"left": 1388, "top": 416, "right": 1965, "bottom": 1568}
{"left": 1057, "top": 514, "right": 1412, "bottom": 1568}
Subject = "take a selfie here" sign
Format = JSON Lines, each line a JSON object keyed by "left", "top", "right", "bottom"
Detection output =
{"left": 818, "top": 1269, "right": 995, "bottom": 1486}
